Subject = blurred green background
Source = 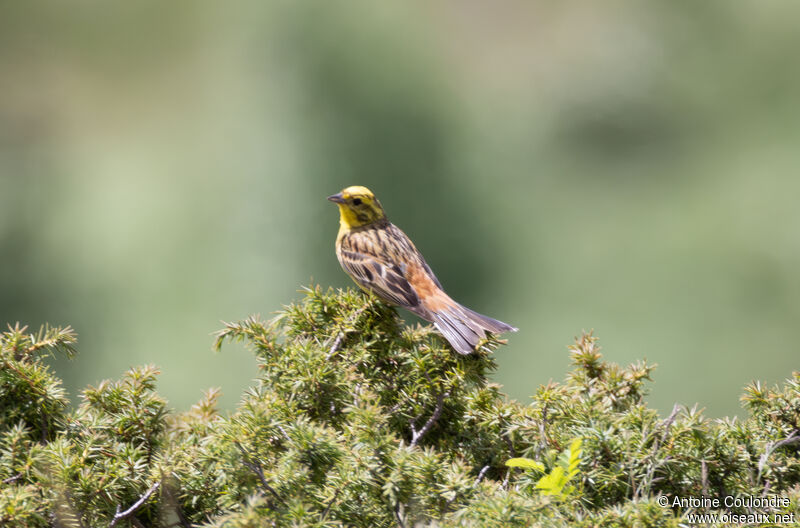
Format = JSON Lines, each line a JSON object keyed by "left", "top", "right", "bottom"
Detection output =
{"left": 2, "top": 1, "right": 798, "bottom": 417}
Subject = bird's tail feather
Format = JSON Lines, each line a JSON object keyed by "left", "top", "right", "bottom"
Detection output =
{"left": 459, "top": 305, "right": 518, "bottom": 334}
{"left": 430, "top": 301, "right": 517, "bottom": 355}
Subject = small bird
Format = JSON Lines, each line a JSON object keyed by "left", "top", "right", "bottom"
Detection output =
{"left": 327, "top": 185, "right": 517, "bottom": 354}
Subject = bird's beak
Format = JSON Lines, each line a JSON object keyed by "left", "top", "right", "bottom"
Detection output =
{"left": 327, "top": 192, "right": 346, "bottom": 204}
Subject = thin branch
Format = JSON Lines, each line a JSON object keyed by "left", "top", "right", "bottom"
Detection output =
{"left": 324, "top": 303, "right": 370, "bottom": 360}
{"left": 234, "top": 442, "right": 285, "bottom": 507}
{"left": 2, "top": 473, "right": 22, "bottom": 485}
{"left": 387, "top": 401, "right": 402, "bottom": 414}
{"left": 320, "top": 487, "right": 342, "bottom": 521}
{"left": 659, "top": 404, "right": 681, "bottom": 444}
{"left": 635, "top": 404, "right": 682, "bottom": 499}
{"left": 503, "top": 434, "right": 516, "bottom": 459}
{"left": 109, "top": 481, "right": 160, "bottom": 527}
{"left": 25, "top": 324, "right": 77, "bottom": 358}
{"left": 0, "top": 359, "right": 46, "bottom": 396}
{"left": 771, "top": 431, "right": 800, "bottom": 450}
{"left": 761, "top": 480, "right": 772, "bottom": 500}
{"left": 325, "top": 333, "right": 344, "bottom": 360}
{"left": 410, "top": 391, "right": 448, "bottom": 447}
{"left": 447, "top": 464, "right": 491, "bottom": 508}
{"left": 536, "top": 402, "right": 549, "bottom": 458}
{"left": 393, "top": 502, "right": 407, "bottom": 528}
{"left": 757, "top": 430, "right": 800, "bottom": 483}
{"left": 701, "top": 460, "right": 709, "bottom": 498}
{"left": 474, "top": 465, "right": 491, "bottom": 487}
{"left": 276, "top": 425, "right": 292, "bottom": 443}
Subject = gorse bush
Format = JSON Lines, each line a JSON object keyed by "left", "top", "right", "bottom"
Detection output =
{"left": 1, "top": 287, "right": 798, "bottom": 527}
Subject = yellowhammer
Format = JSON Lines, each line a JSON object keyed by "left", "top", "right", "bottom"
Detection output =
{"left": 327, "top": 185, "right": 517, "bottom": 354}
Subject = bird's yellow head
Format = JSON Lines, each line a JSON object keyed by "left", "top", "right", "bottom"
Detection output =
{"left": 327, "top": 185, "right": 387, "bottom": 229}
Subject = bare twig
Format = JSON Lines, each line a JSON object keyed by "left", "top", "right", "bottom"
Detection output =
{"left": 326, "top": 333, "right": 344, "bottom": 360}
{"left": 324, "top": 303, "right": 370, "bottom": 360}
{"left": 503, "top": 434, "right": 516, "bottom": 459}
{"left": 320, "top": 488, "right": 342, "bottom": 521}
{"left": 393, "top": 501, "right": 407, "bottom": 528}
{"left": 234, "top": 442, "right": 285, "bottom": 507}
{"left": 2, "top": 473, "right": 22, "bottom": 484}
{"left": 659, "top": 404, "right": 681, "bottom": 444}
{"left": 276, "top": 425, "right": 292, "bottom": 443}
{"left": 474, "top": 465, "right": 491, "bottom": 487}
{"left": 770, "top": 431, "right": 800, "bottom": 450}
{"left": 761, "top": 480, "right": 772, "bottom": 499}
{"left": 410, "top": 391, "right": 448, "bottom": 447}
{"left": 109, "top": 481, "right": 160, "bottom": 527}
{"left": 757, "top": 430, "right": 800, "bottom": 484}
{"left": 635, "top": 404, "right": 682, "bottom": 498}
{"left": 446, "top": 464, "right": 492, "bottom": 507}
{"left": 537, "top": 403, "right": 549, "bottom": 458}
{"left": 701, "top": 460, "right": 708, "bottom": 497}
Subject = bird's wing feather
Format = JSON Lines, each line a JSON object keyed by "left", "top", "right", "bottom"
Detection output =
{"left": 382, "top": 224, "right": 443, "bottom": 290}
{"left": 419, "top": 259, "right": 443, "bottom": 290}
{"left": 338, "top": 246, "right": 420, "bottom": 308}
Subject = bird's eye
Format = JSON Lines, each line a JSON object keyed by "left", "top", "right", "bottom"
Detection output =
{"left": 352, "top": 198, "right": 363, "bottom": 206}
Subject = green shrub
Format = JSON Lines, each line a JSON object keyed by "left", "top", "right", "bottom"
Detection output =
{"left": 1, "top": 287, "right": 798, "bottom": 527}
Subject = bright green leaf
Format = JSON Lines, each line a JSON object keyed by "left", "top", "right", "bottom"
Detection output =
{"left": 505, "top": 457, "right": 545, "bottom": 471}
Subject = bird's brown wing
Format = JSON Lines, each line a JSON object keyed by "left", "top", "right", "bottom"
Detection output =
{"left": 338, "top": 240, "right": 421, "bottom": 309}
{"left": 338, "top": 224, "right": 516, "bottom": 355}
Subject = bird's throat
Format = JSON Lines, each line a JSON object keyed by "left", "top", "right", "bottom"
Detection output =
{"left": 336, "top": 204, "right": 387, "bottom": 230}
{"left": 337, "top": 204, "right": 363, "bottom": 230}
